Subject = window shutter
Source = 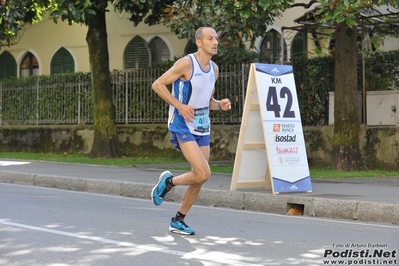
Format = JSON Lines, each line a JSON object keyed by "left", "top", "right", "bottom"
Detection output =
{"left": 292, "top": 32, "right": 307, "bottom": 58}
{"left": 149, "top": 37, "right": 170, "bottom": 66}
{"left": 51, "top": 52, "right": 62, "bottom": 74}
{"left": 0, "top": 51, "right": 17, "bottom": 79}
{"left": 261, "top": 30, "right": 287, "bottom": 62}
{"left": 184, "top": 38, "right": 197, "bottom": 55}
{"left": 124, "top": 36, "right": 151, "bottom": 70}
{"left": 51, "top": 47, "right": 75, "bottom": 74}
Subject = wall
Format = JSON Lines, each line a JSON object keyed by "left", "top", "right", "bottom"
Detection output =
{"left": 0, "top": 125, "right": 398, "bottom": 169}
{"left": 4, "top": 11, "right": 188, "bottom": 75}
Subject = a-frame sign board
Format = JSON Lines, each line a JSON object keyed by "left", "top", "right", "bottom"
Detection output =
{"left": 230, "top": 63, "right": 312, "bottom": 194}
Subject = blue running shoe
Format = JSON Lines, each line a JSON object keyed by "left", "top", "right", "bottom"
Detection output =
{"left": 151, "top": 171, "right": 173, "bottom": 206}
{"left": 169, "top": 218, "right": 195, "bottom": 235}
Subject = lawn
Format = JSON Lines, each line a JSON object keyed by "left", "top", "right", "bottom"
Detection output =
{"left": 0, "top": 152, "right": 398, "bottom": 179}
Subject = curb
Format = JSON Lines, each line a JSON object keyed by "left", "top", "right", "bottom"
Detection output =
{"left": 1, "top": 171, "right": 398, "bottom": 225}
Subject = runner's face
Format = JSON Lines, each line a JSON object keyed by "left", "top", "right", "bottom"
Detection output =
{"left": 199, "top": 28, "right": 218, "bottom": 56}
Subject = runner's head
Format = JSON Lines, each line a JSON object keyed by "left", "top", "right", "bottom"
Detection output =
{"left": 195, "top": 27, "right": 218, "bottom": 56}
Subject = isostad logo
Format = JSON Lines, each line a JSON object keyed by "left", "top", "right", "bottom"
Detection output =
{"left": 274, "top": 134, "right": 297, "bottom": 142}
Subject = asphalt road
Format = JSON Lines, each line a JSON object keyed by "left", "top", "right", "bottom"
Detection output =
{"left": 1, "top": 183, "right": 398, "bottom": 266}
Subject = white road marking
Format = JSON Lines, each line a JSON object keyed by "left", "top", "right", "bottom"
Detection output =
{"left": 0, "top": 220, "right": 263, "bottom": 266}
{"left": 0, "top": 161, "right": 30, "bottom": 166}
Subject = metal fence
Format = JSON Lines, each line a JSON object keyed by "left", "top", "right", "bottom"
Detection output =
{"left": 0, "top": 63, "right": 247, "bottom": 125}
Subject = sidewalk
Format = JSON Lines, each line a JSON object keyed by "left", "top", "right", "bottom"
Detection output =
{"left": 0, "top": 160, "right": 398, "bottom": 225}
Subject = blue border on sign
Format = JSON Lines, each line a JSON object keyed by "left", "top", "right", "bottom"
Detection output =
{"left": 272, "top": 176, "right": 312, "bottom": 193}
{"left": 255, "top": 63, "right": 293, "bottom": 77}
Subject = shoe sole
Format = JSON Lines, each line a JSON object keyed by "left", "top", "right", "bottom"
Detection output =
{"left": 151, "top": 170, "right": 172, "bottom": 206}
{"left": 169, "top": 226, "right": 195, "bottom": 235}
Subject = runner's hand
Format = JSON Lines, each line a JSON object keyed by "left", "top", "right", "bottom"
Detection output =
{"left": 178, "top": 104, "right": 196, "bottom": 122}
{"left": 219, "top": 99, "right": 231, "bottom": 111}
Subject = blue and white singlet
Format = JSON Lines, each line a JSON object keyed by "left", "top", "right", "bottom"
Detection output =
{"left": 168, "top": 53, "right": 216, "bottom": 136}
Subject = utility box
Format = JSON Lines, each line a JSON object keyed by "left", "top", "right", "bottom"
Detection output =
{"left": 366, "top": 91, "right": 398, "bottom": 126}
{"left": 329, "top": 92, "right": 363, "bottom": 125}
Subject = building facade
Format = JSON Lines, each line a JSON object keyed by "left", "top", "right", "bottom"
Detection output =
{"left": 0, "top": 2, "right": 397, "bottom": 79}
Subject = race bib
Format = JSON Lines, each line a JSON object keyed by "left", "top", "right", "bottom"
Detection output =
{"left": 194, "top": 107, "right": 210, "bottom": 133}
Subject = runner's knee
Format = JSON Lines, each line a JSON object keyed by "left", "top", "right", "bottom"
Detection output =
{"left": 194, "top": 167, "right": 211, "bottom": 184}
{"left": 202, "top": 168, "right": 211, "bottom": 183}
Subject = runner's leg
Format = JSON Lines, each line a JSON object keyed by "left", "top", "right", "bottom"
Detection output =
{"left": 172, "top": 140, "right": 210, "bottom": 215}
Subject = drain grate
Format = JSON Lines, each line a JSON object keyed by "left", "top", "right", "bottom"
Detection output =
{"left": 286, "top": 203, "right": 304, "bottom": 215}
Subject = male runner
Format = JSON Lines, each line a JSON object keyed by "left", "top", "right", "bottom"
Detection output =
{"left": 151, "top": 26, "right": 231, "bottom": 235}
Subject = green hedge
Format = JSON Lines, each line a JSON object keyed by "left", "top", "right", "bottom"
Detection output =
{"left": 0, "top": 73, "right": 93, "bottom": 124}
{"left": 363, "top": 50, "right": 399, "bottom": 91}
{"left": 1, "top": 50, "right": 398, "bottom": 126}
{"left": 292, "top": 50, "right": 399, "bottom": 126}
{"left": 292, "top": 55, "right": 335, "bottom": 126}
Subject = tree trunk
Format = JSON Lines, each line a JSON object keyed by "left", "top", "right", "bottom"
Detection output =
{"left": 86, "top": 9, "right": 120, "bottom": 158}
{"left": 332, "top": 22, "right": 365, "bottom": 171}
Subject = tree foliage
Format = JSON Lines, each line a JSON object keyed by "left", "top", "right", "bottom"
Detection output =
{"left": 0, "top": 0, "right": 47, "bottom": 47}
{"left": 160, "top": 0, "right": 295, "bottom": 58}
{"left": 315, "top": 0, "right": 399, "bottom": 29}
{"left": 0, "top": 0, "right": 171, "bottom": 47}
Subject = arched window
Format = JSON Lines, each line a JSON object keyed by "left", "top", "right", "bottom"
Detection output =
{"left": 184, "top": 38, "right": 197, "bottom": 55}
{"left": 20, "top": 52, "right": 39, "bottom": 77}
{"left": 0, "top": 51, "right": 17, "bottom": 79}
{"left": 124, "top": 36, "right": 151, "bottom": 70}
{"left": 149, "top": 37, "right": 170, "bottom": 66}
{"left": 291, "top": 31, "right": 308, "bottom": 58}
{"left": 51, "top": 47, "right": 75, "bottom": 74}
{"left": 260, "top": 29, "right": 287, "bottom": 63}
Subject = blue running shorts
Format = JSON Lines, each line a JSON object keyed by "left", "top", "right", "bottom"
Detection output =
{"left": 170, "top": 132, "right": 210, "bottom": 150}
